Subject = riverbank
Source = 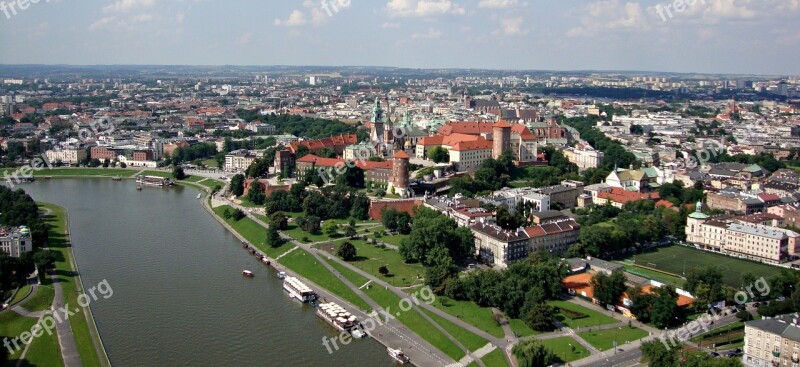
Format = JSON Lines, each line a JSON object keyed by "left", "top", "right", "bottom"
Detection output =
{"left": 37, "top": 203, "right": 111, "bottom": 367}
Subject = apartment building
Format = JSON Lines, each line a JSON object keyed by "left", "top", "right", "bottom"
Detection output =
{"left": 686, "top": 203, "right": 800, "bottom": 264}
{"left": 224, "top": 150, "right": 258, "bottom": 172}
{"left": 562, "top": 143, "right": 604, "bottom": 170}
{"left": 45, "top": 147, "right": 87, "bottom": 165}
{"left": 471, "top": 219, "right": 580, "bottom": 268}
{"left": 0, "top": 226, "right": 32, "bottom": 257}
{"left": 744, "top": 313, "right": 800, "bottom": 367}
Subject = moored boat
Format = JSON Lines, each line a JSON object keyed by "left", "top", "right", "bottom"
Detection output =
{"left": 242, "top": 270, "right": 254, "bottom": 277}
{"left": 277, "top": 271, "right": 286, "bottom": 279}
{"left": 283, "top": 276, "right": 317, "bottom": 302}
{"left": 388, "top": 348, "right": 410, "bottom": 364}
{"left": 317, "top": 301, "right": 359, "bottom": 333}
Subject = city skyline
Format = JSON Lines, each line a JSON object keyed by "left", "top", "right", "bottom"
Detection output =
{"left": 0, "top": 0, "right": 799, "bottom": 75}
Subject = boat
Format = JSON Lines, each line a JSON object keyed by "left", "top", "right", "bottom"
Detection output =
{"left": 242, "top": 270, "right": 254, "bottom": 278}
{"left": 277, "top": 271, "right": 286, "bottom": 279}
{"left": 196, "top": 193, "right": 202, "bottom": 199}
{"left": 112, "top": 176, "right": 122, "bottom": 181}
{"left": 135, "top": 175, "right": 173, "bottom": 187}
{"left": 283, "top": 276, "right": 317, "bottom": 303}
{"left": 262, "top": 257, "right": 271, "bottom": 266}
{"left": 136, "top": 185, "right": 143, "bottom": 191}
{"left": 388, "top": 348, "right": 410, "bottom": 364}
{"left": 316, "top": 302, "right": 359, "bottom": 333}
{"left": 351, "top": 328, "right": 367, "bottom": 339}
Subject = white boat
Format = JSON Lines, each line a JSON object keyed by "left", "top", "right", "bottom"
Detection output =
{"left": 351, "top": 328, "right": 366, "bottom": 339}
{"left": 242, "top": 270, "right": 254, "bottom": 277}
{"left": 196, "top": 193, "right": 202, "bottom": 199}
{"left": 277, "top": 271, "right": 286, "bottom": 279}
{"left": 283, "top": 276, "right": 317, "bottom": 303}
{"left": 388, "top": 348, "right": 410, "bottom": 364}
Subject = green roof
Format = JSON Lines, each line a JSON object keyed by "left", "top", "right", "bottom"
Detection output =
{"left": 689, "top": 212, "right": 710, "bottom": 220}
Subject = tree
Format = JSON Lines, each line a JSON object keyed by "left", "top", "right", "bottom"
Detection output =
{"left": 245, "top": 158, "right": 271, "bottom": 178}
{"left": 337, "top": 241, "right": 357, "bottom": 261}
{"left": 629, "top": 288, "right": 657, "bottom": 322}
{"left": 323, "top": 221, "right": 339, "bottom": 237}
{"left": 231, "top": 209, "right": 246, "bottom": 221}
{"left": 513, "top": 339, "right": 555, "bottom": 367}
{"left": 382, "top": 208, "right": 399, "bottom": 232}
{"left": 640, "top": 340, "right": 678, "bottom": 367}
{"left": 428, "top": 146, "right": 450, "bottom": 163}
{"left": 269, "top": 212, "right": 288, "bottom": 230}
{"left": 102, "top": 158, "right": 110, "bottom": 168}
{"left": 378, "top": 266, "right": 389, "bottom": 276}
{"left": 172, "top": 166, "right": 186, "bottom": 180}
{"left": 32, "top": 250, "right": 56, "bottom": 272}
{"left": 651, "top": 286, "right": 680, "bottom": 328}
{"left": 297, "top": 215, "right": 321, "bottom": 234}
{"left": 345, "top": 224, "right": 357, "bottom": 238}
{"left": 266, "top": 226, "right": 284, "bottom": 248}
{"left": 591, "top": 269, "right": 627, "bottom": 307}
{"left": 247, "top": 179, "right": 266, "bottom": 205}
{"left": 396, "top": 212, "right": 412, "bottom": 235}
{"left": 524, "top": 303, "right": 556, "bottom": 332}
{"left": 230, "top": 174, "right": 245, "bottom": 196}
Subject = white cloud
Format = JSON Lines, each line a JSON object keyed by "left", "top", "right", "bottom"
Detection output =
{"left": 103, "top": 0, "right": 156, "bottom": 13}
{"left": 382, "top": 22, "right": 401, "bottom": 28}
{"left": 478, "top": 0, "right": 523, "bottom": 9}
{"left": 274, "top": 10, "right": 307, "bottom": 27}
{"left": 492, "top": 17, "right": 528, "bottom": 36}
{"left": 236, "top": 32, "right": 253, "bottom": 45}
{"left": 412, "top": 28, "right": 442, "bottom": 39}
{"left": 567, "top": 1, "right": 649, "bottom": 37}
{"left": 89, "top": 17, "right": 116, "bottom": 31}
{"left": 387, "top": 0, "right": 465, "bottom": 17}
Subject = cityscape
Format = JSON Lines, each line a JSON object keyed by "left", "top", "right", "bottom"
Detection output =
{"left": 1, "top": 1, "right": 800, "bottom": 367}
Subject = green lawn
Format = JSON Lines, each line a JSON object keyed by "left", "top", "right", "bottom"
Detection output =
{"left": 196, "top": 178, "right": 223, "bottom": 191}
{"left": 19, "top": 285, "right": 55, "bottom": 312}
{"left": 578, "top": 326, "right": 649, "bottom": 351}
{"left": 319, "top": 240, "right": 425, "bottom": 288}
{"left": 421, "top": 308, "right": 489, "bottom": 353}
{"left": 211, "top": 205, "right": 288, "bottom": 258}
{"left": 362, "top": 285, "right": 466, "bottom": 361}
{"left": 24, "top": 328, "right": 64, "bottom": 367}
{"left": 379, "top": 233, "right": 408, "bottom": 247}
{"left": 614, "top": 261, "right": 686, "bottom": 287}
{"left": 182, "top": 175, "right": 205, "bottom": 183}
{"left": 277, "top": 249, "right": 372, "bottom": 312}
{"left": 283, "top": 224, "right": 341, "bottom": 243}
{"left": 9, "top": 282, "right": 32, "bottom": 305}
{"left": 508, "top": 318, "right": 539, "bottom": 338}
{"left": 624, "top": 245, "right": 786, "bottom": 287}
{"left": 541, "top": 336, "right": 591, "bottom": 363}
{"left": 433, "top": 297, "right": 506, "bottom": 338}
{"left": 0, "top": 311, "right": 39, "bottom": 364}
{"left": 549, "top": 300, "right": 619, "bottom": 329}
{"left": 480, "top": 348, "right": 509, "bottom": 367}
{"left": 39, "top": 203, "right": 107, "bottom": 367}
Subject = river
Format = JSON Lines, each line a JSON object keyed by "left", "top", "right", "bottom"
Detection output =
{"left": 19, "top": 179, "right": 393, "bottom": 367}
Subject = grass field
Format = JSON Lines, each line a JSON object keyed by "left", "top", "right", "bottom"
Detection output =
{"left": 508, "top": 318, "right": 539, "bottom": 338}
{"left": 421, "top": 308, "right": 489, "bottom": 353}
{"left": 139, "top": 170, "right": 173, "bottom": 178}
{"left": 277, "top": 249, "right": 372, "bottom": 311}
{"left": 433, "top": 297, "right": 506, "bottom": 338}
{"left": 196, "top": 178, "right": 223, "bottom": 191}
{"left": 8, "top": 282, "right": 32, "bottom": 306}
{"left": 0, "top": 311, "right": 40, "bottom": 365}
{"left": 541, "top": 336, "right": 591, "bottom": 362}
{"left": 479, "top": 348, "right": 509, "bottom": 367}
{"left": 549, "top": 300, "right": 618, "bottom": 329}
{"left": 362, "top": 285, "right": 466, "bottom": 361}
{"left": 211, "top": 205, "right": 289, "bottom": 258}
{"left": 19, "top": 285, "right": 55, "bottom": 312}
{"left": 615, "top": 261, "right": 686, "bottom": 287}
{"left": 624, "top": 245, "right": 786, "bottom": 287}
{"left": 317, "top": 240, "right": 425, "bottom": 288}
{"left": 578, "top": 326, "right": 649, "bottom": 351}
{"left": 39, "top": 202, "right": 107, "bottom": 367}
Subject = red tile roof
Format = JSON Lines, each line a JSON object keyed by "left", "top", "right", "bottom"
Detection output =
{"left": 598, "top": 187, "right": 660, "bottom": 204}
{"left": 450, "top": 140, "right": 493, "bottom": 152}
{"left": 493, "top": 120, "right": 512, "bottom": 128}
{"left": 393, "top": 150, "right": 410, "bottom": 159}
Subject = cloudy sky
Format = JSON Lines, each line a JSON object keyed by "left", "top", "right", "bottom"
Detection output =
{"left": 0, "top": 0, "right": 798, "bottom": 75}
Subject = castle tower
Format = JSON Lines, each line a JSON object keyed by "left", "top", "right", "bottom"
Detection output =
{"left": 388, "top": 150, "right": 410, "bottom": 198}
{"left": 492, "top": 119, "right": 512, "bottom": 159}
{"left": 370, "top": 97, "right": 384, "bottom": 143}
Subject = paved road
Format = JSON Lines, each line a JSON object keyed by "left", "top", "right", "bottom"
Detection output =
{"left": 50, "top": 269, "right": 83, "bottom": 367}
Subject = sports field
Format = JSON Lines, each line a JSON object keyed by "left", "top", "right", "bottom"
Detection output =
{"left": 624, "top": 245, "right": 786, "bottom": 287}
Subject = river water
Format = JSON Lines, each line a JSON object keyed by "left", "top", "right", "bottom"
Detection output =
{"left": 20, "top": 179, "right": 393, "bottom": 367}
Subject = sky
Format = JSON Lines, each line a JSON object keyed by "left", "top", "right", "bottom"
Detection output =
{"left": 0, "top": 0, "right": 798, "bottom": 75}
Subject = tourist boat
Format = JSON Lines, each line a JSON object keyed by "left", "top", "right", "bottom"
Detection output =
{"left": 135, "top": 175, "right": 173, "bottom": 187}
{"left": 283, "top": 276, "right": 317, "bottom": 303}
{"left": 242, "top": 270, "right": 254, "bottom": 278}
{"left": 388, "top": 348, "right": 410, "bottom": 364}
{"left": 277, "top": 271, "right": 286, "bottom": 279}
{"left": 316, "top": 302, "right": 359, "bottom": 333}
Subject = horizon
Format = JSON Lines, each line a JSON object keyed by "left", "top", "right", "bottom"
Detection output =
{"left": 1, "top": 0, "right": 799, "bottom": 75}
